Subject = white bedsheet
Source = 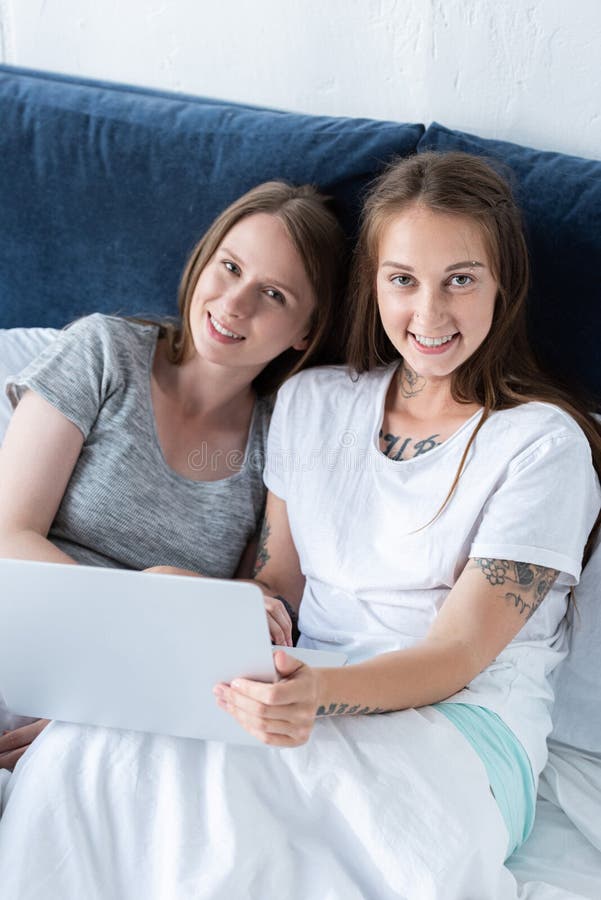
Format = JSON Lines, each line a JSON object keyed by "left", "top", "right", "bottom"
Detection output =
{"left": 510, "top": 742, "right": 601, "bottom": 900}
{"left": 0, "top": 708, "right": 520, "bottom": 900}
{"left": 1, "top": 725, "right": 599, "bottom": 899}
{"left": 511, "top": 798, "right": 601, "bottom": 899}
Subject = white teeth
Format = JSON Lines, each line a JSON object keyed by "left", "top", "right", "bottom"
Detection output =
{"left": 210, "top": 314, "right": 243, "bottom": 340}
{"left": 413, "top": 333, "right": 456, "bottom": 347}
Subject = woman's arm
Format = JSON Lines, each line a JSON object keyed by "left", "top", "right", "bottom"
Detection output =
{"left": 251, "top": 491, "right": 306, "bottom": 609}
{"left": 249, "top": 491, "right": 305, "bottom": 646}
{"left": 0, "top": 390, "right": 84, "bottom": 563}
{"left": 315, "top": 558, "right": 559, "bottom": 714}
{"left": 215, "top": 556, "right": 558, "bottom": 746}
{"left": 0, "top": 390, "right": 85, "bottom": 767}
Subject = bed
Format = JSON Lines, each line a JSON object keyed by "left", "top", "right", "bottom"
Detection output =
{"left": 1, "top": 64, "right": 601, "bottom": 898}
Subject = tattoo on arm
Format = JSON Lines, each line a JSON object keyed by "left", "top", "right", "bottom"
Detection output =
{"left": 470, "top": 558, "right": 559, "bottom": 619}
{"left": 316, "top": 703, "right": 386, "bottom": 717}
{"left": 252, "top": 518, "right": 271, "bottom": 578}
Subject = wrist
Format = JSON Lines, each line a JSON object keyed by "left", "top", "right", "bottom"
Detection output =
{"left": 314, "top": 664, "right": 337, "bottom": 714}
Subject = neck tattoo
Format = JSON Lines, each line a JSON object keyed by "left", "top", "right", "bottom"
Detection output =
{"left": 398, "top": 364, "right": 426, "bottom": 399}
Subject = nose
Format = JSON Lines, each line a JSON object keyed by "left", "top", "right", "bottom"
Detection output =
{"left": 221, "top": 282, "right": 257, "bottom": 319}
{"left": 413, "top": 285, "right": 446, "bottom": 326}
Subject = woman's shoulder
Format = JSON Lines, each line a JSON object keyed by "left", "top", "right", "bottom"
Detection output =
{"left": 278, "top": 364, "right": 390, "bottom": 405}
{"left": 63, "top": 314, "right": 159, "bottom": 371}
{"left": 65, "top": 313, "right": 158, "bottom": 345}
{"left": 486, "top": 401, "right": 593, "bottom": 460}
{"left": 491, "top": 401, "right": 587, "bottom": 434}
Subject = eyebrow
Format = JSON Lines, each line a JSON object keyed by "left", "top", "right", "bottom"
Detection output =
{"left": 445, "top": 260, "right": 485, "bottom": 272}
{"left": 380, "top": 260, "right": 486, "bottom": 272}
{"left": 220, "top": 246, "right": 299, "bottom": 299}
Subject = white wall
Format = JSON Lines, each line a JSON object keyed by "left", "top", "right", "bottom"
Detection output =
{"left": 1, "top": 0, "right": 599, "bottom": 160}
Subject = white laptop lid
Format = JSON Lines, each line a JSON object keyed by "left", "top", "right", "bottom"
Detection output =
{"left": 0, "top": 560, "right": 345, "bottom": 746}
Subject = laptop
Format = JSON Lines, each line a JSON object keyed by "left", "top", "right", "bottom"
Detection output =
{"left": 0, "top": 560, "right": 346, "bottom": 746}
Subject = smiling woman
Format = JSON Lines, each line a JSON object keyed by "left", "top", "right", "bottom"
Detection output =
{"left": 159, "top": 181, "right": 346, "bottom": 396}
{"left": 0, "top": 180, "right": 346, "bottom": 769}
{"left": 189, "top": 213, "right": 317, "bottom": 373}
{"left": 207, "top": 152, "right": 601, "bottom": 892}
{"left": 376, "top": 207, "right": 497, "bottom": 376}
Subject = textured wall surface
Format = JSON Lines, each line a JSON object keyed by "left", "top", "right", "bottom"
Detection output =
{"left": 0, "top": 0, "right": 599, "bottom": 159}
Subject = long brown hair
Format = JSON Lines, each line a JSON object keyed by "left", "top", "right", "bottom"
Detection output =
{"left": 347, "top": 151, "right": 601, "bottom": 560}
{"left": 147, "top": 181, "right": 347, "bottom": 394}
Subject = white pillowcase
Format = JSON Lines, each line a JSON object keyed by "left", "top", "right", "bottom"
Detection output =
{"left": 0, "top": 327, "right": 59, "bottom": 442}
{"left": 550, "top": 534, "right": 601, "bottom": 753}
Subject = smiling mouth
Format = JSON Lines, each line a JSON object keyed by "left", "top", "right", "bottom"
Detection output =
{"left": 208, "top": 313, "right": 245, "bottom": 340}
{"left": 410, "top": 332, "right": 458, "bottom": 348}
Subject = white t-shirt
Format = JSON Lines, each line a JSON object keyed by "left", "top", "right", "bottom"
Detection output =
{"left": 264, "top": 364, "right": 601, "bottom": 777}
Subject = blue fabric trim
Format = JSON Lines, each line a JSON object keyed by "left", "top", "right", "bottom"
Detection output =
{"left": 433, "top": 702, "right": 536, "bottom": 858}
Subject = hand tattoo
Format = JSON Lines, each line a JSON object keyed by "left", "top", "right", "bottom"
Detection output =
{"left": 470, "top": 558, "right": 559, "bottom": 620}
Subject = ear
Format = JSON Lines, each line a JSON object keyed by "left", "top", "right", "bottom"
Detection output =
{"left": 291, "top": 335, "right": 310, "bottom": 352}
{"left": 291, "top": 313, "right": 315, "bottom": 352}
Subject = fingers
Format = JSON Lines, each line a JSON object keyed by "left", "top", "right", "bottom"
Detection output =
{"left": 0, "top": 719, "right": 48, "bottom": 753}
{"left": 273, "top": 649, "right": 304, "bottom": 678}
{"left": 222, "top": 707, "right": 312, "bottom": 747}
{"left": 0, "top": 745, "right": 28, "bottom": 771}
{"left": 264, "top": 597, "right": 293, "bottom": 647}
{"left": 213, "top": 659, "right": 318, "bottom": 747}
{"left": 213, "top": 686, "right": 313, "bottom": 747}
{"left": 0, "top": 718, "right": 49, "bottom": 770}
{"left": 214, "top": 684, "right": 293, "bottom": 720}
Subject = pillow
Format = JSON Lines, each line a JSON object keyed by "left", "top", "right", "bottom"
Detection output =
{"left": 418, "top": 124, "right": 601, "bottom": 405}
{"left": 0, "top": 65, "right": 424, "bottom": 329}
{"left": 549, "top": 535, "right": 601, "bottom": 753}
{"left": 0, "top": 328, "right": 59, "bottom": 442}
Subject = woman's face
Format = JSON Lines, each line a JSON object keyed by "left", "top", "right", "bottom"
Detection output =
{"left": 189, "top": 212, "right": 316, "bottom": 376}
{"left": 376, "top": 204, "right": 498, "bottom": 382}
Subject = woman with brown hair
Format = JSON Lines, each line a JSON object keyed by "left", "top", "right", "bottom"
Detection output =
{"left": 0, "top": 180, "right": 346, "bottom": 769}
{"left": 0, "top": 154, "right": 598, "bottom": 899}
{"left": 214, "top": 152, "right": 601, "bottom": 892}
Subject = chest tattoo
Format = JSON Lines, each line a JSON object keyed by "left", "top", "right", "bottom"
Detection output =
{"left": 379, "top": 430, "right": 442, "bottom": 460}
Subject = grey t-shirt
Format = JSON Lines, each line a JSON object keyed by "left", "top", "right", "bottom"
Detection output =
{"left": 7, "top": 314, "right": 271, "bottom": 576}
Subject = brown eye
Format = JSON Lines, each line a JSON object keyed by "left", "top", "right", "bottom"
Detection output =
{"left": 265, "top": 288, "right": 286, "bottom": 305}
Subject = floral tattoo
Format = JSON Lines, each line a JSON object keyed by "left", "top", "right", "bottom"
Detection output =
{"left": 470, "top": 558, "right": 559, "bottom": 619}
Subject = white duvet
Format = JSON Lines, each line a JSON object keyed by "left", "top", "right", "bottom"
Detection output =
{"left": 0, "top": 706, "right": 522, "bottom": 900}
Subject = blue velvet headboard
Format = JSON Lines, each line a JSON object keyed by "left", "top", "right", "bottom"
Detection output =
{"left": 0, "top": 65, "right": 422, "bottom": 328}
{"left": 1, "top": 65, "right": 600, "bottom": 402}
